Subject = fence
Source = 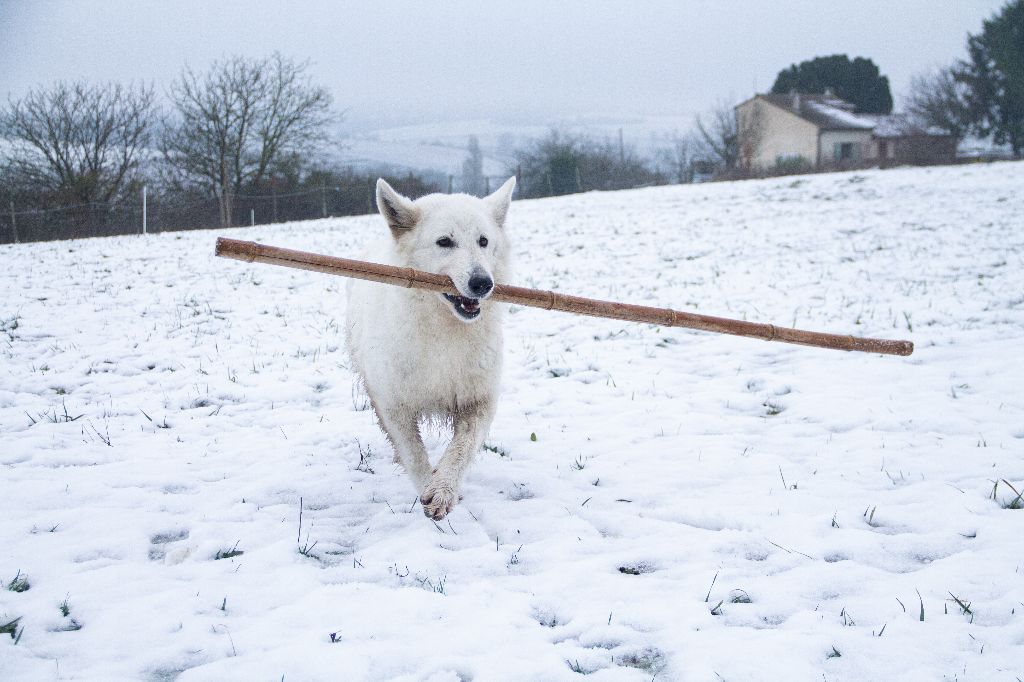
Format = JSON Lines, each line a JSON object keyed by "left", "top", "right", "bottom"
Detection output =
{"left": 0, "top": 183, "right": 398, "bottom": 245}
{"left": 0, "top": 173, "right": 528, "bottom": 245}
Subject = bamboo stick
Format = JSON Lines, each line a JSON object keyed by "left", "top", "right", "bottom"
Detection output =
{"left": 214, "top": 237, "right": 913, "bottom": 357}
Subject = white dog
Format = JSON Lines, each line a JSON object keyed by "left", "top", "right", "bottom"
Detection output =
{"left": 345, "top": 177, "right": 516, "bottom": 520}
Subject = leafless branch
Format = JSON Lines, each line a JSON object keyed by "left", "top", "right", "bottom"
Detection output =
{"left": 1, "top": 81, "right": 156, "bottom": 204}
{"left": 693, "top": 98, "right": 738, "bottom": 171}
{"left": 161, "top": 53, "right": 334, "bottom": 227}
{"left": 905, "top": 66, "right": 972, "bottom": 142}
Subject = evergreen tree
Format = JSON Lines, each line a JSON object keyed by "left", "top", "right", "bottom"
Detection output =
{"left": 771, "top": 55, "right": 893, "bottom": 114}
{"left": 460, "top": 135, "right": 485, "bottom": 196}
{"left": 957, "top": 0, "right": 1024, "bottom": 155}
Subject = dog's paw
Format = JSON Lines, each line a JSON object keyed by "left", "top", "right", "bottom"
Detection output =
{"left": 420, "top": 481, "right": 458, "bottom": 521}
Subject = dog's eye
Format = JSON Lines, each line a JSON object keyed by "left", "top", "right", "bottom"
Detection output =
{"left": 436, "top": 237, "right": 454, "bottom": 248}
{"left": 478, "top": 236, "right": 488, "bottom": 248}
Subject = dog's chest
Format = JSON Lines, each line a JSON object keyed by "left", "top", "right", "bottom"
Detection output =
{"left": 347, "top": 281, "right": 504, "bottom": 411}
{"left": 394, "top": 321, "right": 502, "bottom": 407}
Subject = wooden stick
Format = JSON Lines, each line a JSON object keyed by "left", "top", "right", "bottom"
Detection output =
{"left": 214, "top": 237, "right": 913, "bottom": 356}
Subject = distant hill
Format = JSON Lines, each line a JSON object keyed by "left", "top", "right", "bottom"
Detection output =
{"left": 333, "top": 114, "right": 699, "bottom": 177}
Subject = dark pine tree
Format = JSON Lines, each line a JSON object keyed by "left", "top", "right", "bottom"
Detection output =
{"left": 957, "top": 0, "right": 1024, "bottom": 156}
{"left": 771, "top": 55, "right": 894, "bottom": 114}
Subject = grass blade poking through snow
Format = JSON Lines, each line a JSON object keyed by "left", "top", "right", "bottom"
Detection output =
{"left": 1, "top": 617, "right": 23, "bottom": 643}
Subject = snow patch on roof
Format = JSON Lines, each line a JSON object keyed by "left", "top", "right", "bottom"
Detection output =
{"left": 803, "top": 100, "right": 875, "bottom": 130}
{"left": 863, "top": 113, "right": 949, "bottom": 138}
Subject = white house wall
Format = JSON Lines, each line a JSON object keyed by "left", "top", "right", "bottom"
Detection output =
{"left": 737, "top": 99, "right": 819, "bottom": 170}
{"left": 818, "top": 130, "right": 874, "bottom": 166}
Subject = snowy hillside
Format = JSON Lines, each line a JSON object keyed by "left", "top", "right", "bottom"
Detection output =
{"left": 338, "top": 114, "right": 698, "bottom": 177}
{"left": 2, "top": 163, "right": 1023, "bottom": 681}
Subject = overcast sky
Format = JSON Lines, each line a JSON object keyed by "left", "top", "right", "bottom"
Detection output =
{"left": 0, "top": 1, "right": 1007, "bottom": 130}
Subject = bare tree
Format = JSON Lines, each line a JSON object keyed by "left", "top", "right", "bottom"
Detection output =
{"left": 905, "top": 66, "right": 972, "bottom": 143}
{"left": 693, "top": 99, "right": 738, "bottom": 171}
{"left": 736, "top": 99, "right": 765, "bottom": 169}
{"left": 509, "top": 130, "right": 663, "bottom": 199}
{"left": 0, "top": 81, "right": 156, "bottom": 204}
{"left": 162, "top": 53, "right": 333, "bottom": 227}
{"left": 657, "top": 132, "right": 694, "bottom": 184}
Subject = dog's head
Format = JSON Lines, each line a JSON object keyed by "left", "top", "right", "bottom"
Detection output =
{"left": 375, "top": 177, "right": 515, "bottom": 322}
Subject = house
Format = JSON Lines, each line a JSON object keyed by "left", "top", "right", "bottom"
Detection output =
{"left": 865, "top": 113, "right": 959, "bottom": 167}
{"left": 735, "top": 93, "right": 956, "bottom": 172}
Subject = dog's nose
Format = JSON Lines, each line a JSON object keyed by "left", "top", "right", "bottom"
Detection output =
{"left": 468, "top": 273, "right": 493, "bottom": 297}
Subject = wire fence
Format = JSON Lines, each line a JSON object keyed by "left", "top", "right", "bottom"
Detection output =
{"left": 0, "top": 184, "right": 391, "bottom": 245}
{"left": 0, "top": 173, "right": 531, "bottom": 244}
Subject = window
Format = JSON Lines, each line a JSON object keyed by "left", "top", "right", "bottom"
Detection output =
{"left": 834, "top": 142, "right": 855, "bottom": 161}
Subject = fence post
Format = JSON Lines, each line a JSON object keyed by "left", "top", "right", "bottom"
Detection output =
{"left": 272, "top": 183, "right": 278, "bottom": 223}
{"left": 250, "top": 208, "right": 255, "bottom": 226}
{"left": 9, "top": 201, "right": 17, "bottom": 244}
{"left": 142, "top": 185, "right": 148, "bottom": 235}
{"left": 448, "top": 175, "right": 453, "bottom": 194}
{"left": 485, "top": 176, "right": 490, "bottom": 194}
{"left": 320, "top": 181, "right": 327, "bottom": 218}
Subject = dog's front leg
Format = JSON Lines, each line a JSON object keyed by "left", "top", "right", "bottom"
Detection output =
{"left": 372, "top": 404, "right": 433, "bottom": 494}
{"left": 420, "top": 401, "right": 495, "bottom": 520}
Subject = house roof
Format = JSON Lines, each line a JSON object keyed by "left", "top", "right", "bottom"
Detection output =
{"left": 756, "top": 93, "right": 876, "bottom": 131}
{"left": 861, "top": 113, "right": 950, "bottom": 138}
{"left": 737, "top": 93, "right": 954, "bottom": 139}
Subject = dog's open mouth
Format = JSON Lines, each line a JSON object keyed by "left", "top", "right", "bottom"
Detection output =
{"left": 443, "top": 293, "right": 481, "bottom": 320}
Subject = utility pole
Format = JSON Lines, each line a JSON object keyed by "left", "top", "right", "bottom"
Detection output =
{"left": 142, "top": 185, "right": 148, "bottom": 235}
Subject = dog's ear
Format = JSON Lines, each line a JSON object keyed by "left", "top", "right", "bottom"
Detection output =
{"left": 376, "top": 179, "right": 420, "bottom": 237}
{"left": 483, "top": 176, "right": 516, "bottom": 228}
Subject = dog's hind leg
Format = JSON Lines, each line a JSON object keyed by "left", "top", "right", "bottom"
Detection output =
{"left": 420, "top": 401, "right": 495, "bottom": 520}
{"left": 372, "top": 403, "right": 433, "bottom": 494}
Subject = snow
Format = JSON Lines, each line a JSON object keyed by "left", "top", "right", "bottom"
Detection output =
{"left": 339, "top": 114, "right": 699, "bottom": 177}
{"left": 339, "top": 138, "right": 508, "bottom": 179}
{"left": 864, "top": 114, "right": 947, "bottom": 139}
{"left": 803, "top": 101, "right": 876, "bottom": 130}
{"left": 2, "top": 162, "right": 1024, "bottom": 681}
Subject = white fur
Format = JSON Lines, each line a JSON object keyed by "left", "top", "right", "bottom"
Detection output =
{"left": 345, "top": 177, "right": 516, "bottom": 520}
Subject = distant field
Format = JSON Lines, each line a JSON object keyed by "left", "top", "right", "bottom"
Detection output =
{"left": 338, "top": 113, "right": 698, "bottom": 176}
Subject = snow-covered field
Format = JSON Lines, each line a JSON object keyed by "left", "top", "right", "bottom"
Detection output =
{"left": 339, "top": 137, "right": 509, "bottom": 180}
{"left": 338, "top": 114, "right": 698, "bottom": 178}
{"left": 2, "top": 162, "right": 1023, "bottom": 681}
